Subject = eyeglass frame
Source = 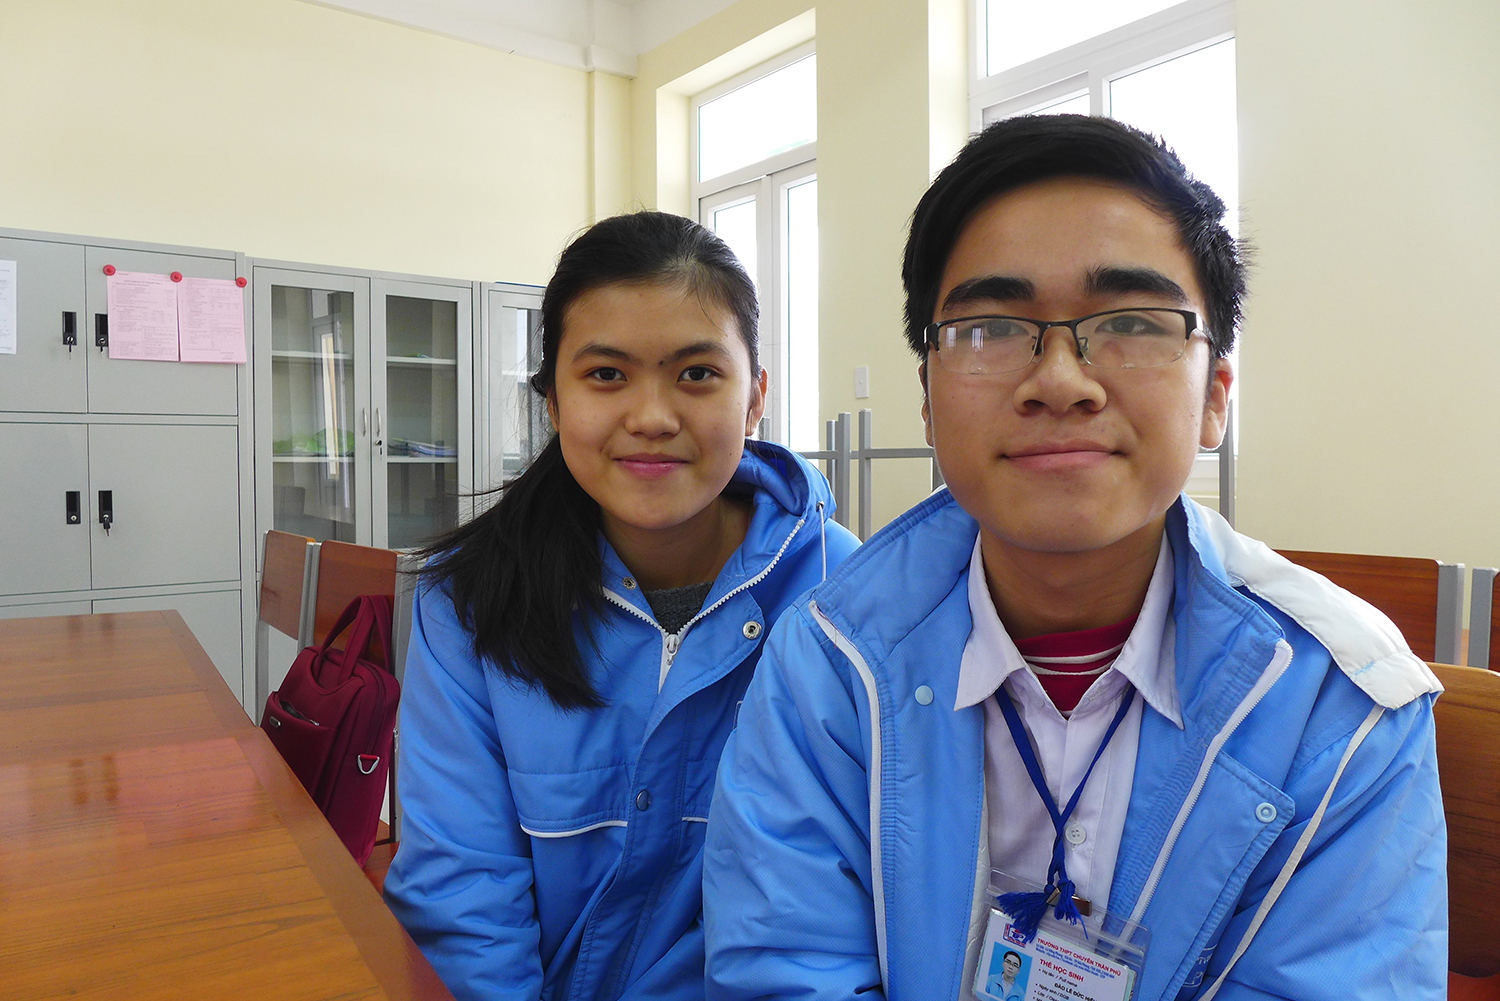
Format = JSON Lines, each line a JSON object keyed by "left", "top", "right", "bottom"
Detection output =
{"left": 923, "top": 307, "right": 1203, "bottom": 375}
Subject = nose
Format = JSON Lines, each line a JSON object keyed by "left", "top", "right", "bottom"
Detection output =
{"left": 1012, "top": 324, "right": 1107, "bottom": 415}
{"left": 622, "top": 380, "right": 681, "bottom": 438}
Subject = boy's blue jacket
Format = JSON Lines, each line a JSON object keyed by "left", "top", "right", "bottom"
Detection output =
{"left": 384, "top": 441, "right": 859, "bottom": 1001}
{"left": 704, "top": 492, "right": 1447, "bottom": 1001}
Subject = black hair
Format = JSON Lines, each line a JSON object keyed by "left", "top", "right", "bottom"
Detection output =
{"left": 903, "top": 114, "right": 1246, "bottom": 360}
{"left": 415, "top": 211, "right": 759, "bottom": 709}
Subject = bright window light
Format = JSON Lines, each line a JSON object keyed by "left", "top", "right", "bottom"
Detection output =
{"left": 709, "top": 198, "right": 759, "bottom": 289}
{"left": 784, "top": 178, "right": 819, "bottom": 451}
{"left": 987, "top": 0, "right": 1182, "bottom": 76}
{"left": 1109, "top": 39, "right": 1238, "bottom": 235}
{"left": 698, "top": 55, "right": 816, "bottom": 182}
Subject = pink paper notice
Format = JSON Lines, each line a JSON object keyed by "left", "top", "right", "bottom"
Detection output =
{"left": 106, "top": 271, "right": 179, "bottom": 361}
{"left": 177, "top": 277, "right": 247, "bottom": 364}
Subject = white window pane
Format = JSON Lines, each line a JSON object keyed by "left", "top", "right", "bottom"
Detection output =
{"left": 784, "top": 178, "right": 819, "bottom": 451}
{"left": 699, "top": 55, "right": 816, "bottom": 182}
{"left": 709, "top": 199, "right": 758, "bottom": 290}
{"left": 1035, "top": 92, "right": 1090, "bottom": 116}
{"left": 987, "top": 0, "right": 1182, "bottom": 75}
{"left": 1109, "top": 38, "right": 1238, "bottom": 236}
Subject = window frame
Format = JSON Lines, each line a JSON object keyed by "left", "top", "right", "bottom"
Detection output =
{"left": 692, "top": 42, "right": 819, "bottom": 448}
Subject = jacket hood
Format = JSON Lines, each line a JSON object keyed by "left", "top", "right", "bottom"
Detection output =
{"left": 1183, "top": 499, "right": 1442, "bottom": 709}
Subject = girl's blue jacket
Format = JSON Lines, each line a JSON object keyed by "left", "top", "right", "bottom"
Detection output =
{"left": 384, "top": 441, "right": 859, "bottom": 1001}
{"left": 704, "top": 492, "right": 1447, "bottom": 1001}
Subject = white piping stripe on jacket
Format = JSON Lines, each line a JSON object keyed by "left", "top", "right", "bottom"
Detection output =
{"left": 521, "top": 819, "right": 629, "bottom": 838}
{"left": 684, "top": 816, "right": 709, "bottom": 824}
{"left": 1198, "top": 704, "right": 1386, "bottom": 1000}
{"left": 809, "top": 600, "right": 889, "bottom": 992}
{"left": 1128, "top": 639, "right": 1296, "bottom": 925}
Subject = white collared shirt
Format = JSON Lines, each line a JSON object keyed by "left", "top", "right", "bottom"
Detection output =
{"left": 956, "top": 533, "right": 1183, "bottom": 919}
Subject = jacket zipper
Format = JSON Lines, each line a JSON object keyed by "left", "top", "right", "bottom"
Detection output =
{"left": 602, "top": 515, "right": 807, "bottom": 674}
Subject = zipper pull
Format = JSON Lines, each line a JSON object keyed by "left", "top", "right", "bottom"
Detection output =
{"left": 664, "top": 632, "right": 681, "bottom": 664}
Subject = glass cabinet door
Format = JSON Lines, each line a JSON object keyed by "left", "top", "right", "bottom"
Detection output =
{"left": 374, "top": 282, "right": 472, "bottom": 550}
{"left": 483, "top": 294, "right": 547, "bottom": 492}
{"left": 261, "top": 276, "right": 369, "bottom": 544}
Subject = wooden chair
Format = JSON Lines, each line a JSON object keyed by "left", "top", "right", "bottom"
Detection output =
{"left": 1276, "top": 550, "right": 1463, "bottom": 662}
{"left": 254, "top": 530, "right": 315, "bottom": 721}
{"left": 1430, "top": 663, "right": 1500, "bottom": 996}
{"left": 1468, "top": 568, "right": 1498, "bottom": 671}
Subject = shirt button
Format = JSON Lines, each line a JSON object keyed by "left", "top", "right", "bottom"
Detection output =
{"left": 743, "top": 621, "right": 762, "bottom": 639}
{"left": 636, "top": 790, "right": 651, "bottom": 811}
{"left": 914, "top": 685, "right": 934, "bottom": 706}
{"left": 622, "top": 577, "right": 636, "bottom": 590}
{"left": 1065, "top": 822, "right": 1087, "bottom": 846}
{"left": 1256, "top": 802, "right": 1277, "bottom": 823}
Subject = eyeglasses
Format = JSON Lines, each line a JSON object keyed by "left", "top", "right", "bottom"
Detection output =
{"left": 924, "top": 308, "right": 1201, "bottom": 376}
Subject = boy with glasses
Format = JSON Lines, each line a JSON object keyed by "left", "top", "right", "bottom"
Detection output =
{"left": 703, "top": 115, "right": 1445, "bottom": 1001}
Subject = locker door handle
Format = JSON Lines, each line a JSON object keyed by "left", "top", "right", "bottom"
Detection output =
{"left": 98, "top": 490, "right": 113, "bottom": 534}
{"left": 95, "top": 314, "right": 109, "bottom": 351}
{"left": 65, "top": 491, "right": 81, "bottom": 525}
{"left": 62, "top": 312, "right": 77, "bottom": 351}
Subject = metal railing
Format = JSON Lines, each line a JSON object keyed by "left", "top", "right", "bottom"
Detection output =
{"left": 779, "top": 402, "right": 1238, "bottom": 542}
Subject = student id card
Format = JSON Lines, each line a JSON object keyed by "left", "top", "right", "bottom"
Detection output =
{"left": 973, "top": 871, "right": 1148, "bottom": 1001}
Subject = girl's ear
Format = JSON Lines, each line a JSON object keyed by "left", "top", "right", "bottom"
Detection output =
{"left": 547, "top": 390, "right": 560, "bottom": 429}
{"left": 744, "top": 367, "right": 769, "bottom": 436}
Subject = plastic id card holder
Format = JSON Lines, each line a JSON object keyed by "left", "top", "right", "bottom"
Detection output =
{"left": 974, "top": 870, "right": 1150, "bottom": 1001}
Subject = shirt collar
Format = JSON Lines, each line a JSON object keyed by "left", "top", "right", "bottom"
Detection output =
{"left": 954, "top": 533, "right": 1183, "bottom": 729}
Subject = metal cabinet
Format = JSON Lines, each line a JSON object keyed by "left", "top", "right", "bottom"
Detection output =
{"left": 0, "top": 228, "right": 254, "bottom": 710}
{"left": 253, "top": 264, "right": 490, "bottom": 552}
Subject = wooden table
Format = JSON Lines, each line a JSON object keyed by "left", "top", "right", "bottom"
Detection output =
{"left": 0, "top": 611, "right": 453, "bottom": 1001}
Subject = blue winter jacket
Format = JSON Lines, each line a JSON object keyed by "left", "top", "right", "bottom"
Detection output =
{"left": 384, "top": 441, "right": 859, "bottom": 1001}
{"left": 705, "top": 493, "right": 1447, "bottom": 1001}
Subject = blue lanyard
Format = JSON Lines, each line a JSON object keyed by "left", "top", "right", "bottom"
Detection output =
{"left": 993, "top": 683, "right": 1137, "bottom": 941}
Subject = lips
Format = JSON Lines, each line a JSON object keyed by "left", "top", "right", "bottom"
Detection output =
{"left": 615, "top": 454, "right": 688, "bottom": 480}
{"left": 1005, "top": 441, "right": 1115, "bottom": 472}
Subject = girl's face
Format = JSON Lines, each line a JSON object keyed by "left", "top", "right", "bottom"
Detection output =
{"left": 549, "top": 281, "right": 766, "bottom": 542}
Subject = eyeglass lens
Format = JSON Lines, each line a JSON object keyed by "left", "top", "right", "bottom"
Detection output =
{"left": 933, "top": 309, "right": 1191, "bottom": 375}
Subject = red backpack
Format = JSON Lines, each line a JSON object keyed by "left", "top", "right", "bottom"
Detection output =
{"left": 261, "top": 594, "right": 399, "bottom": 866}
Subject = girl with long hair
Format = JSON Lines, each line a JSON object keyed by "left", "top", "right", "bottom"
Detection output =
{"left": 383, "top": 211, "right": 858, "bottom": 1001}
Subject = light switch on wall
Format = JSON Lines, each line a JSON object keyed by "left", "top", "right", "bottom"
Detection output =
{"left": 854, "top": 366, "right": 870, "bottom": 399}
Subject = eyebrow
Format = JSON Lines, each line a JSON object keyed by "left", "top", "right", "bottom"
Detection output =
{"left": 571, "top": 340, "right": 733, "bottom": 366}
{"left": 1084, "top": 266, "right": 1190, "bottom": 303}
{"left": 941, "top": 275, "right": 1036, "bottom": 312}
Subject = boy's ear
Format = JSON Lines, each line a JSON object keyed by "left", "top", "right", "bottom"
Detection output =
{"left": 917, "top": 361, "right": 934, "bottom": 447}
{"left": 1199, "top": 357, "right": 1235, "bottom": 449}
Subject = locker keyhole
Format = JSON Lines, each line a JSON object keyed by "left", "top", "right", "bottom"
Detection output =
{"left": 98, "top": 490, "right": 113, "bottom": 535}
{"left": 65, "top": 491, "right": 81, "bottom": 525}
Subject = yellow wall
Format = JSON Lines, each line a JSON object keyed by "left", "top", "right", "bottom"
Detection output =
{"left": 632, "top": 0, "right": 967, "bottom": 532}
{"left": 0, "top": 0, "right": 611, "bottom": 285}
{"left": 1235, "top": 0, "right": 1500, "bottom": 576}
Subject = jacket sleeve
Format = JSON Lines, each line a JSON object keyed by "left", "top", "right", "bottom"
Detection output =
{"left": 383, "top": 584, "right": 545, "bottom": 1001}
{"left": 1200, "top": 691, "right": 1447, "bottom": 1001}
{"left": 704, "top": 601, "right": 886, "bottom": 1000}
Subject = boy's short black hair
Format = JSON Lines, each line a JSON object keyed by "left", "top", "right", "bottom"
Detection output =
{"left": 902, "top": 114, "right": 1245, "bottom": 359}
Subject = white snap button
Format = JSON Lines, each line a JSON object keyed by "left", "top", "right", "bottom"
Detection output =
{"left": 1256, "top": 802, "right": 1277, "bottom": 823}
{"left": 914, "top": 685, "right": 934, "bottom": 705}
{"left": 1065, "top": 822, "right": 1087, "bottom": 845}
{"left": 743, "top": 621, "right": 762, "bottom": 639}
{"left": 622, "top": 577, "right": 636, "bottom": 590}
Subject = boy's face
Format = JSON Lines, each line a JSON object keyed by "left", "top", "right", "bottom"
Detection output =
{"left": 922, "top": 176, "right": 1232, "bottom": 560}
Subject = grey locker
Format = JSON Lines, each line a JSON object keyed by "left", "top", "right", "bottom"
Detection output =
{"left": 93, "top": 590, "right": 244, "bottom": 698}
{"left": 0, "top": 422, "right": 92, "bottom": 596}
{"left": 0, "top": 237, "right": 87, "bottom": 413}
{"left": 84, "top": 246, "right": 239, "bottom": 416}
{"left": 87, "top": 423, "right": 241, "bottom": 589}
{"left": 0, "top": 601, "right": 92, "bottom": 619}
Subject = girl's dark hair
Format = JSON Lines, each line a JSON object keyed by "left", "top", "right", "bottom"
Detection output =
{"left": 415, "top": 211, "right": 759, "bottom": 709}
{"left": 904, "top": 114, "right": 1247, "bottom": 360}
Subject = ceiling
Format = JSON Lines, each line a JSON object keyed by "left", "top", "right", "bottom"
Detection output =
{"left": 301, "top": 0, "right": 741, "bottom": 76}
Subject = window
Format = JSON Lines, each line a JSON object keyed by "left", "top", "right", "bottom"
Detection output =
{"left": 971, "top": 0, "right": 1238, "bottom": 500}
{"left": 693, "top": 43, "right": 820, "bottom": 451}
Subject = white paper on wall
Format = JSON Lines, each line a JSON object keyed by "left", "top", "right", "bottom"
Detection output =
{"left": 106, "top": 270, "right": 179, "bottom": 361}
{"left": 177, "top": 277, "right": 247, "bottom": 364}
{"left": 0, "top": 259, "right": 17, "bottom": 355}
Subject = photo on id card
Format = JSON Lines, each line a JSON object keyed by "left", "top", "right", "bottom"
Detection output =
{"left": 973, "top": 870, "right": 1148, "bottom": 1001}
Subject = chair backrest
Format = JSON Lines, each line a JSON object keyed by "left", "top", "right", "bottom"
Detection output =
{"left": 312, "top": 540, "right": 398, "bottom": 662}
{"left": 1429, "top": 663, "right": 1500, "bottom": 977}
{"left": 1469, "top": 568, "right": 1498, "bottom": 671}
{"left": 259, "top": 530, "right": 315, "bottom": 642}
{"left": 1276, "top": 550, "right": 1462, "bottom": 662}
